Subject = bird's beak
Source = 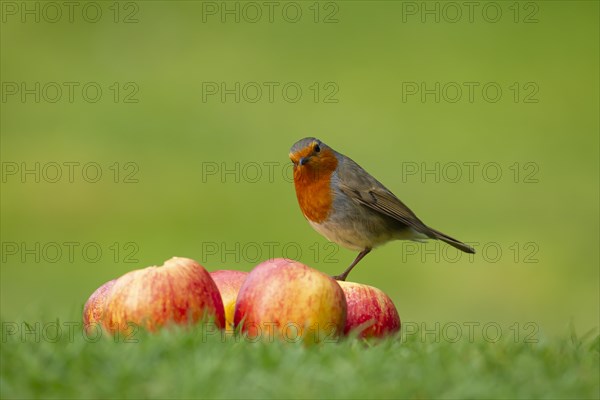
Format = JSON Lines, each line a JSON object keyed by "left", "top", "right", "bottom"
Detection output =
{"left": 299, "top": 156, "right": 311, "bottom": 166}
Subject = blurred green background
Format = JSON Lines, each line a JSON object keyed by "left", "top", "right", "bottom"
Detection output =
{"left": 1, "top": 1, "right": 598, "bottom": 337}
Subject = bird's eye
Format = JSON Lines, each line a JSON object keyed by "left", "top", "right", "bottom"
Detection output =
{"left": 314, "top": 144, "right": 320, "bottom": 153}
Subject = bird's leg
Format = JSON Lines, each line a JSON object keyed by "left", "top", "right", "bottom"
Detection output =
{"left": 332, "top": 248, "right": 372, "bottom": 281}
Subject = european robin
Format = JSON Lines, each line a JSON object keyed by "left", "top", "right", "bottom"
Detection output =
{"left": 289, "top": 137, "right": 475, "bottom": 281}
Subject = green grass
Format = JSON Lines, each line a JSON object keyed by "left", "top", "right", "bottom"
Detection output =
{"left": 2, "top": 319, "right": 598, "bottom": 399}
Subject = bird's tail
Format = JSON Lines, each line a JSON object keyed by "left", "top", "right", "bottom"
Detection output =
{"left": 426, "top": 227, "right": 475, "bottom": 254}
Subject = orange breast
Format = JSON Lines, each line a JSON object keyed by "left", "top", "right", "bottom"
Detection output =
{"left": 293, "top": 149, "right": 338, "bottom": 223}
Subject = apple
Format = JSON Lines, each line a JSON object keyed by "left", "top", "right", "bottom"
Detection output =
{"left": 210, "top": 270, "right": 248, "bottom": 330}
{"left": 103, "top": 257, "right": 225, "bottom": 333}
{"left": 82, "top": 278, "right": 117, "bottom": 331}
{"left": 234, "top": 258, "right": 346, "bottom": 343}
{"left": 337, "top": 281, "right": 401, "bottom": 338}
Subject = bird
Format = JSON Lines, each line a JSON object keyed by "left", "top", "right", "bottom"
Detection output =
{"left": 289, "top": 137, "right": 475, "bottom": 281}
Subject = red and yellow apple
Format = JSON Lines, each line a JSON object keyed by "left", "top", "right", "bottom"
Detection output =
{"left": 234, "top": 258, "right": 346, "bottom": 343}
{"left": 103, "top": 257, "right": 225, "bottom": 333}
{"left": 83, "top": 278, "right": 117, "bottom": 332}
{"left": 337, "top": 281, "right": 401, "bottom": 338}
{"left": 210, "top": 270, "right": 248, "bottom": 330}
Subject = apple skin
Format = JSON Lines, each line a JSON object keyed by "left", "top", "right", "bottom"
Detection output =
{"left": 337, "top": 281, "right": 401, "bottom": 338}
{"left": 82, "top": 278, "right": 117, "bottom": 331}
{"left": 234, "top": 258, "right": 346, "bottom": 343}
{"left": 103, "top": 257, "right": 225, "bottom": 333}
{"left": 210, "top": 270, "right": 248, "bottom": 330}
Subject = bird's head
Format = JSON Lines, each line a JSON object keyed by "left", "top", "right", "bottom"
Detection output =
{"left": 289, "top": 138, "right": 338, "bottom": 176}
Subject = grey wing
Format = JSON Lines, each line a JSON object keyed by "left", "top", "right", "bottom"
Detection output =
{"left": 334, "top": 154, "right": 430, "bottom": 234}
